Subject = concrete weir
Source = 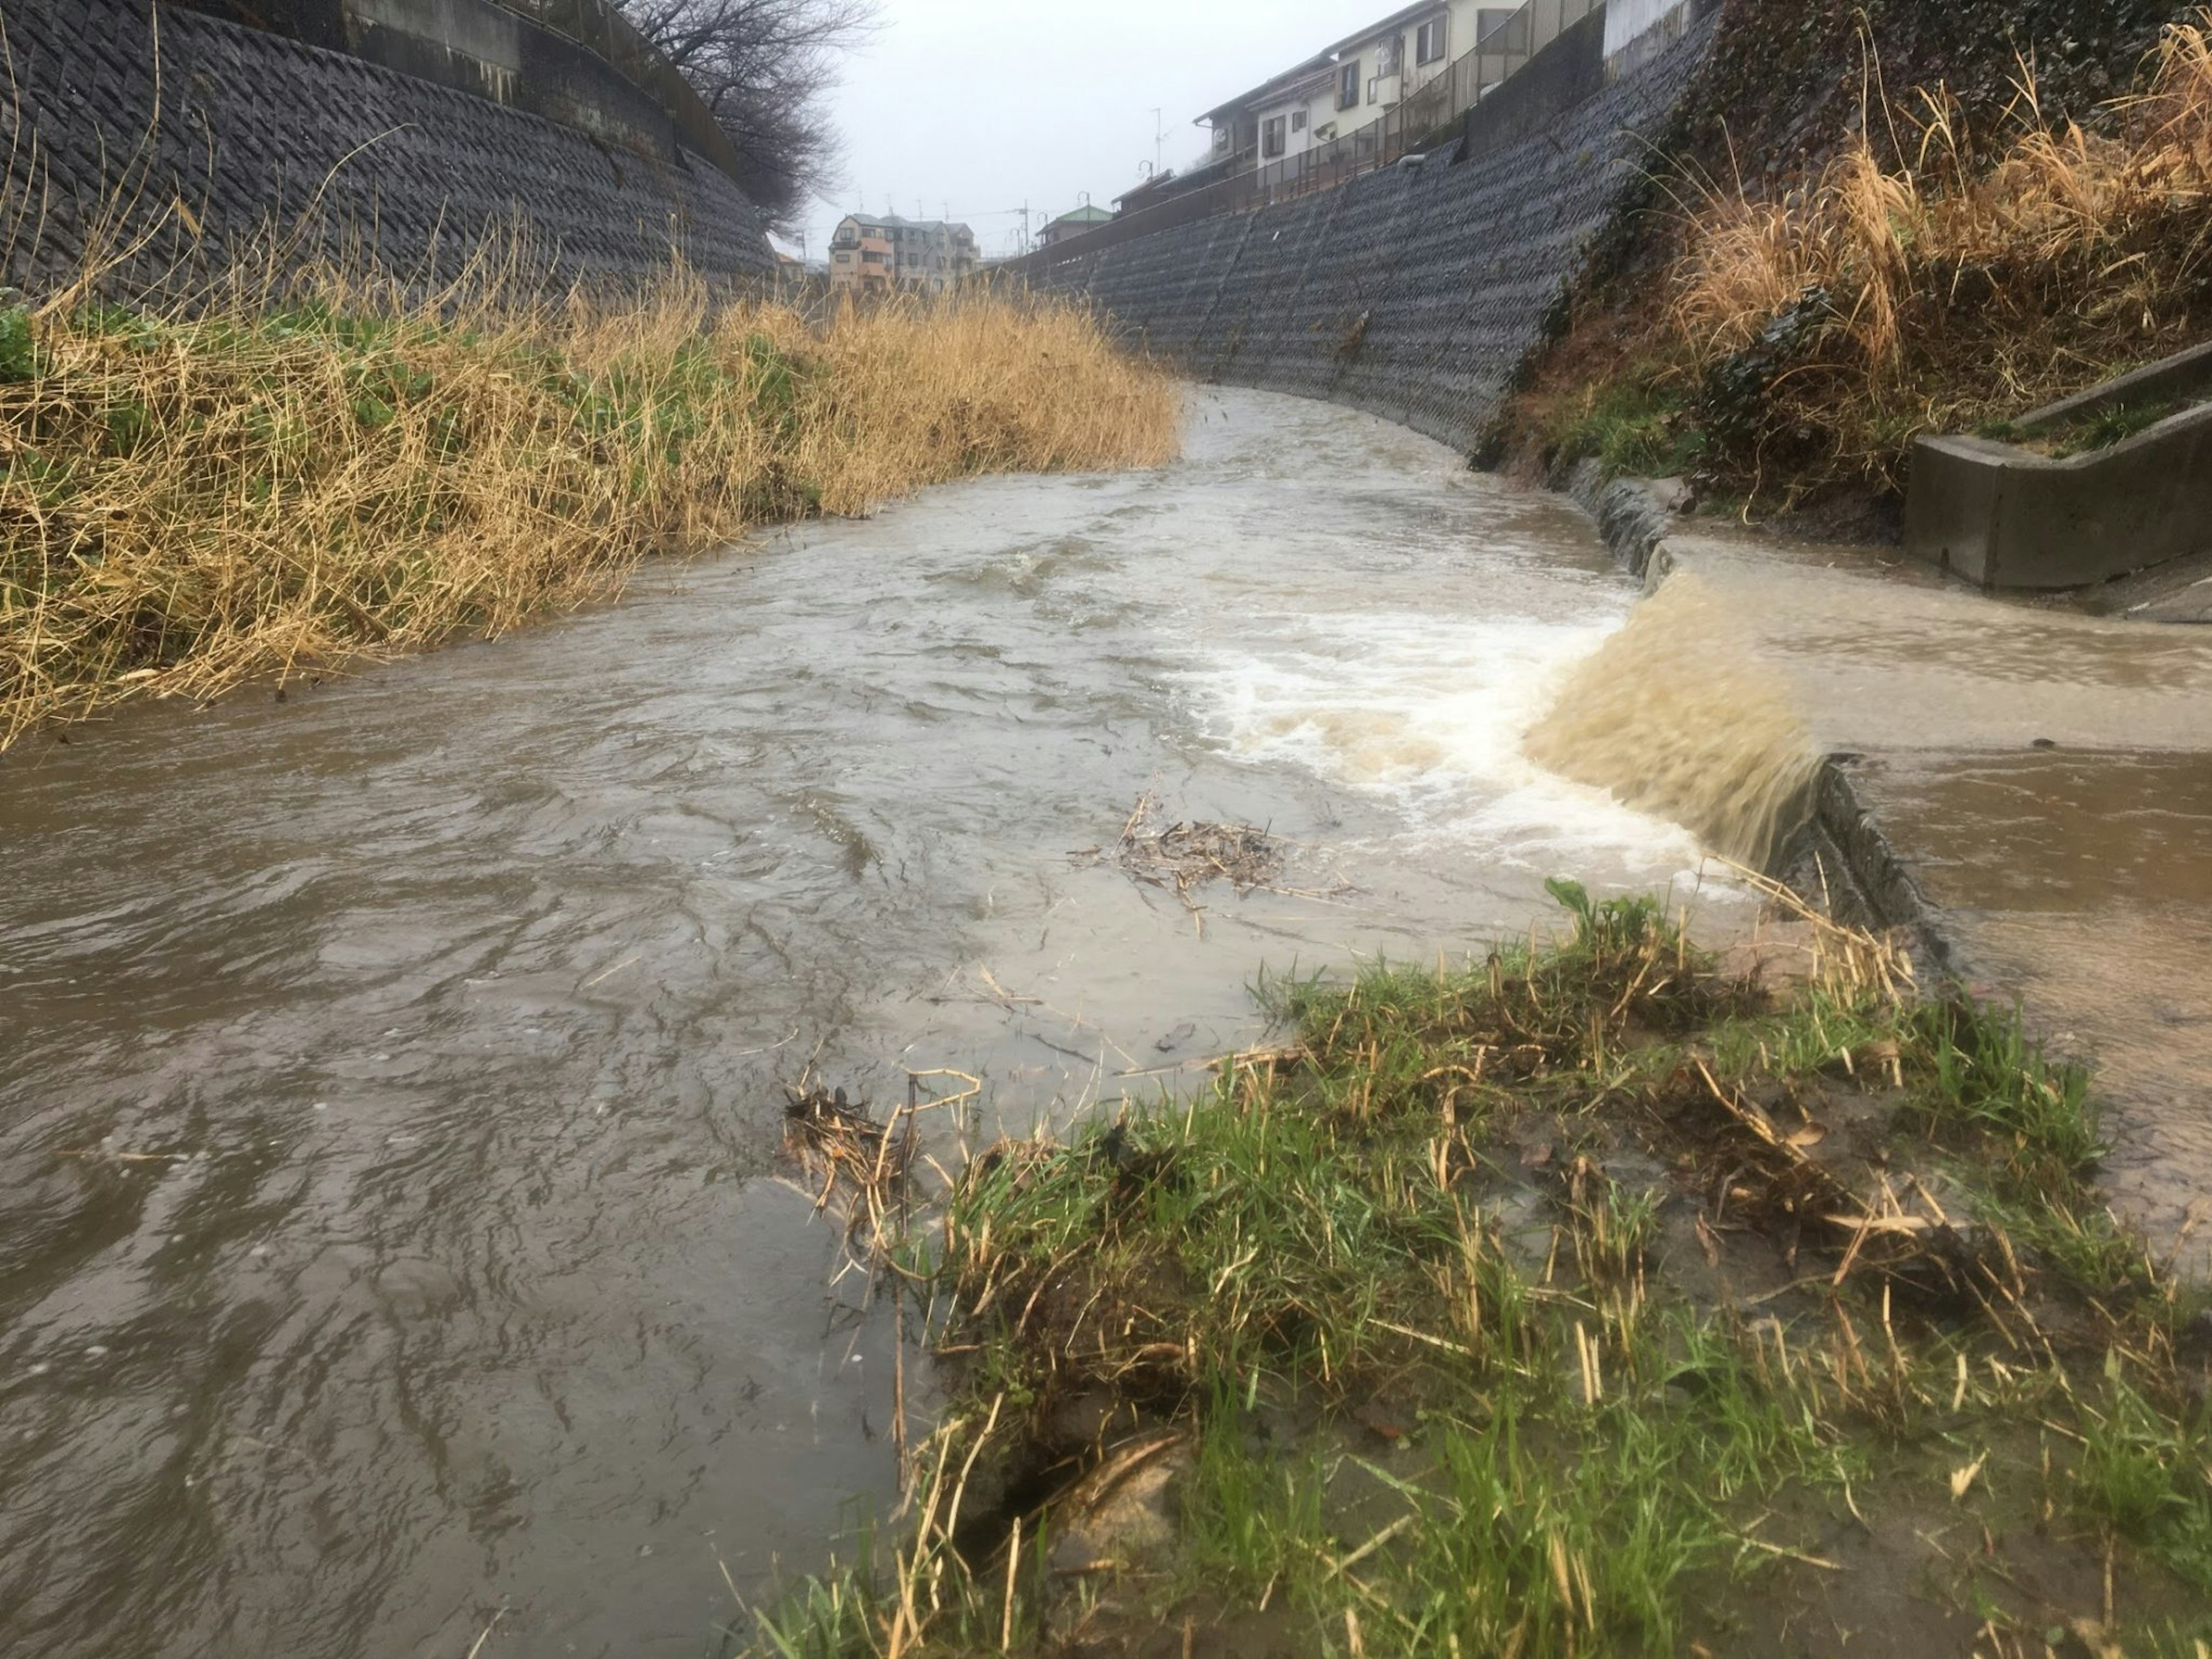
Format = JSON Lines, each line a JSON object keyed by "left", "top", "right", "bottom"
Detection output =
{"left": 1905, "top": 340, "right": 2212, "bottom": 590}
{"left": 1577, "top": 482, "right": 2212, "bottom": 1274}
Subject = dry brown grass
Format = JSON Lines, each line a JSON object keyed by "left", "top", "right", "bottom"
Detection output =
{"left": 0, "top": 258, "right": 1178, "bottom": 748}
{"left": 1672, "top": 21, "right": 2212, "bottom": 374}
{"left": 1637, "top": 15, "right": 2212, "bottom": 497}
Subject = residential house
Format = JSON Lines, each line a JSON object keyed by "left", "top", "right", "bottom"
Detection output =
{"left": 1038, "top": 204, "right": 1115, "bottom": 248}
{"left": 1195, "top": 49, "right": 1335, "bottom": 175}
{"left": 1195, "top": 0, "right": 1593, "bottom": 175}
{"left": 827, "top": 213, "right": 979, "bottom": 294}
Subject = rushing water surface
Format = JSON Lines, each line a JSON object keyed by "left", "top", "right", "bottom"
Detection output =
{"left": 1651, "top": 528, "right": 2212, "bottom": 1270}
{"left": 0, "top": 389, "right": 1728, "bottom": 1657}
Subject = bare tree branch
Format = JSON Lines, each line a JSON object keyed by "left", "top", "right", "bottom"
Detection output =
{"left": 615, "top": 0, "right": 878, "bottom": 231}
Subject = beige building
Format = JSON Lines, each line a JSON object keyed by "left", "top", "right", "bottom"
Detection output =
{"left": 828, "top": 213, "right": 979, "bottom": 294}
{"left": 1198, "top": 1, "right": 1554, "bottom": 171}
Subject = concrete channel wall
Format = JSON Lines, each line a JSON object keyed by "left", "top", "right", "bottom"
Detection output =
{"left": 1027, "top": 6, "right": 1717, "bottom": 454}
{"left": 1906, "top": 415, "right": 2212, "bottom": 590}
{"left": 0, "top": 0, "right": 777, "bottom": 297}
{"left": 1905, "top": 340, "right": 2212, "bottom": 589}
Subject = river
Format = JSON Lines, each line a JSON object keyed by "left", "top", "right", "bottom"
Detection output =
{"left": 0, "top": 388, "right": 1732, "bottom": 1656}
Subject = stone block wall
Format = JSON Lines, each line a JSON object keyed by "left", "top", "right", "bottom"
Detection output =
{"left": 0, "top": 0, "right": 776, "bottom": 298}
{"left": 1031, "top": 12, "right": 1715, "bottom": 454}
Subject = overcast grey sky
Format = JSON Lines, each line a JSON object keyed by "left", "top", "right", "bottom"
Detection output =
{"left": 784, "top": 0, "right": 1373, "bottom": 262}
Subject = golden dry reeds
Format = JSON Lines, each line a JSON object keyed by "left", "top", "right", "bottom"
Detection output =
{"left": 0, "top": 259, "right": 1179, "bottom": 748}
{"left": 1657, "top": 13, "right": 2212, "bottom": 494}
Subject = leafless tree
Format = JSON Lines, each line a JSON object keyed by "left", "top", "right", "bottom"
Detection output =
{"left": 616, "top": 0, "right": 878, "bottom": 230}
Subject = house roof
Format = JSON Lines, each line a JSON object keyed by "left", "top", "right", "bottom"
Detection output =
{"left": 1195, "top": 50, "right": 1336, "bottom": 126}
{"left": 1047, "top": 205, "right": 1115, "bottom": 227}
{"left": 1113, "top": 170, "right": 1176, "bottom": 209}
{"left": 1194, "top": 1, "right": 1450, "bottom": 124}
{"left": 1320, "top": 1, "right": 1448, "bottom": 60}
{"left": 838, "top": 211, "right": 975, "bottom": 237}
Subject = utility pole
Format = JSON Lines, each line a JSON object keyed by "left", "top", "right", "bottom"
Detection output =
{"left": 1151, "top": 107, "right": 1165, "bottom": 176}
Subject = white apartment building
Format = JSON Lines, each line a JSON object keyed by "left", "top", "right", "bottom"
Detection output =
{"left": 1200, "top": 2, "right": 1531, "bottom": 170}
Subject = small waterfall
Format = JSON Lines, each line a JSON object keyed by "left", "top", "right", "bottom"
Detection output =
{"left": 1523, "top": 573, "right": 1823, "bottom": 871}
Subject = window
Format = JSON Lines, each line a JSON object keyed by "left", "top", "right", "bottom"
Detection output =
{"left": 1261, "top": 115, "right": 1286, "bottom": 158}
{"left": 834, "top": 252, "right": 851, "bottom": 263}
{"left": 1416, "top": 17, "right": 1447, "bottom": 63}
{"left": 1291, "top": 109, "right": 1306, "bottom": 132}
{"left": 1376, "top": 36, "right": 1403, "bottom": 75}
{"left": 1213, "top": 126, "right": 1230, "bottom": 152}
{"left": 1338, "top": 59, "right": 1361, "bottom": 109}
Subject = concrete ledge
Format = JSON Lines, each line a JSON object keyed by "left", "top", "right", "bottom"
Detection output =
{"left": 2012, "top": 338, "right": 2212, "bottom": 431}
{"left": 1903, "top": 404, "right": 2212, "bottom": 589}
{"left": 1797, "top": 759, "right": 1956, "bottom": 976}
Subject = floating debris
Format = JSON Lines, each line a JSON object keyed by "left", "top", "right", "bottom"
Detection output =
{"left": 781, "top": 1070, "right": 979, "bottom": 1280}
{"left": 783, "top": 1082, "right": 911, "bottom": 1214}
{"left": 1111, "top": 791, "right": 1284, "bottom": 896}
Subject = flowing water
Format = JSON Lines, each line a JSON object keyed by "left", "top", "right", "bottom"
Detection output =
{"left": 0, "top": 389, "right": 1732, "bottom": 1657}
{"left": 1525, "top": 572, "right": 1823, "bottom": 869}
{"left": 1630, "top": 528, "right": 2212, "bottom": 1271}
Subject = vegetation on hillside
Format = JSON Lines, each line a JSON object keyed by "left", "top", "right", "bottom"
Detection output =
{"left": 0, "top": 268, "right": 1178, "bottom": 749}
{"left": 745, "top": 882, "right": 2212, "bottom": 1657}
{"left": 1504, "top": 8, "right": 2212, "bottom": 521}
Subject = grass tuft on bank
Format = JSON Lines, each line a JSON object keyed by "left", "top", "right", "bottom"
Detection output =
{"left": 745, "top": 881, "right": 2212, "bottom": 1658}
{"left": 0, "top": 271, "right": 1178, "bottom": 749}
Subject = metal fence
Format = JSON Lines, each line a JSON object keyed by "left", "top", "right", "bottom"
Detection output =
{"left": 1002, "top": 0, "right": 1597, "bottom": 281}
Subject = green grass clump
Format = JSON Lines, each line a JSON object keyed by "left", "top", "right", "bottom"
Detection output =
{"left": 2044, "top": 397, "right": 2191, "bottom": 457}
{"left": 1546, "top": 364, "right": 1708, "bottom": 480}
{"left": 747, "top": 883, "right": 2203, "bottom": 1657}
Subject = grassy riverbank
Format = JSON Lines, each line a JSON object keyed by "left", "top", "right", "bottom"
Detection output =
{"left": 753, "top": 883, "right": 2212, "bottom": 1658}
{"left": 1501, "top": 11, "right": 2212, "bottom": 524}
{"left": 0, "top": 275, "right": 1177, "bottom": 748}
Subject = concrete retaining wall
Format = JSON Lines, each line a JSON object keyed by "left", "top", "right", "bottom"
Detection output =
{"left": 0, "top": 0, "right": 776, "bottom": 297}
{"left": 1905, "top": 411, "right": 2212, "bottom": 589}
{"left": 1029, "top": 7, "right": 1715, "bottom": 454}
{"left": 171, "top": 0, "right": 752, "bottom": 183}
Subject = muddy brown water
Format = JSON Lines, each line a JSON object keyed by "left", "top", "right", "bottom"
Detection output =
{"left": 1649, "top": 528, "right": 2212, "bottom": 1272}
{"left": 0, "top": 390, "right": 1738, "bottom": 1657}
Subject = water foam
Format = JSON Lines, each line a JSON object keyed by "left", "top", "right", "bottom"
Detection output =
{"left": 1173, "top": 607, "right": 1711, "bottom": 876}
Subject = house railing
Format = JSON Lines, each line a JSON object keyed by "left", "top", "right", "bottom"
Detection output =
{"left": 1000, "top": 0, "right": 1597, "bottom": 280}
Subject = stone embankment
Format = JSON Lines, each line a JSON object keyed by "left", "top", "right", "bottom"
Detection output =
{"left": 1024, "top": 6, "right": 1717, "bottom": 454}
{"left": 2, "top": 0, "right": 775, "bottom": 294}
